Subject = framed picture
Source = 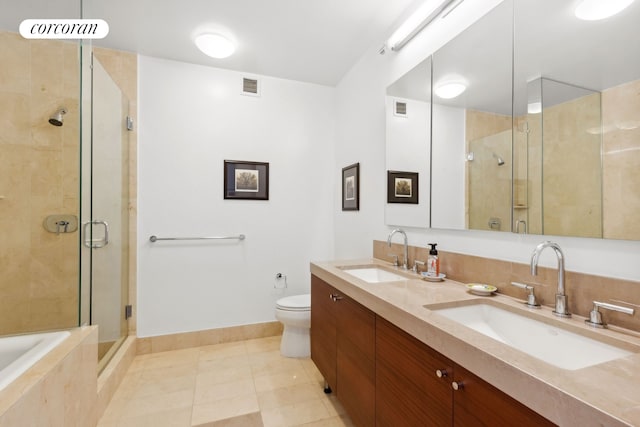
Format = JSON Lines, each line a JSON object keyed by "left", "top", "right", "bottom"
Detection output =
{"left": 342, "top": 163, "right": 359, "bottom": 211}
{"left": 387, "top": 170, "right": 418, "bottom": 204}
{"left": 224, "top": 160, "right": 269, "bottom": 200}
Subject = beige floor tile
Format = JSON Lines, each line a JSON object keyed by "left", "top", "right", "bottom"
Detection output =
{"left": 257, "top": 383, "right": 324, "bottom": 411}
{"left": 198, "top": 353, "right": 251, "bottom": 373}
{"left": 253, "top": 367, "right": 312, "bottom": 393}
{"left": 199, "top": 341, "right": 247, "bottom": 361}
{"left": 116, "top": 407, "right": 192, "bottom": 427}
{"left": 131, "top": 371, "right": 197, "bottom": 398}
{"left": 141, "top": 363, "right": 198, "bottom": 381}
{"left": 194, "top": 377, "right": 256, "bottom": 405}
{"left": 191, "top": 394, "right": 260, "bottom": 425}
{"left": 245, "top": 336, "right": 281, "bottom": 354}
{"left": 193, "top": 411, "right": 264, "bottom": 427}
{"left": 196, "top": 363, "right": 254, "bottom": 386}
{"left": 249, "top": 351, "right": 305, "bottom": 377}
{"left": 298, "top": 415, "right": 355, "bottom": 427}
{"left": 135, "top": 348, "right": 200, "bottom": 370}
{"left": 321, "top": 396, "right": 347, "bottom": 417}
{"left": 119, "top": 389, "right": 194, "bottom": 419}
{"left": 260, "top": 398, "right": 332, "bottom": 427}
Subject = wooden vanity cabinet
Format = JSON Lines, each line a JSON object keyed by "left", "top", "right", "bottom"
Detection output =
{"left": 310, "top": 275, "right": 376, "bottom": 427}
{"left": 452, "top": 365, "right": 555, "bottom": 427}
{"left": 311, "top": 274, "right": 555, "bottom": 427}
{"left": 376, "top": 317, "right": 454, "bottom": 426}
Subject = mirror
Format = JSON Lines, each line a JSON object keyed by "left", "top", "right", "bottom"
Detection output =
{"left": 430, "top": 0, "right": 513, "bottom": 231}
{"left": 385, "top": 56, "right": 431, "bottom": 228}
{"left": 514, "top": 0, "right": 640, "bottom": 240}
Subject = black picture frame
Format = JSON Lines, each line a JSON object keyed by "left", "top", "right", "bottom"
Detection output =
{"left": 387, "top": 170, "right": 418, "bottom": 204}
{"left": 224, "top": 160, "right": 269, "bottom": 200}
{"left": 342, "top": 163, "right": 360, "bottom": 211}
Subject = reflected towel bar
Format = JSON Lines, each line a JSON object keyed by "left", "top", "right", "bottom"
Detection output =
{"left": 149, "top": 235, "right": 245, "bottom": 242}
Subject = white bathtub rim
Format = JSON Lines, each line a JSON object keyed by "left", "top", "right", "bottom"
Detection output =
{"left": 0, "top": 331, "right": 71, "bottom": 392}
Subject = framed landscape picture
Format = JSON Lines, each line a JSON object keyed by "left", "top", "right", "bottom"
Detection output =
{"left": 387, "top": 170, "right": 418, "bottom": 204}
{"left": 224, "top": 160, "right": 269, "bottom": 200}
{"left": 342, "top": 163, "right": 359, "bottom": 211}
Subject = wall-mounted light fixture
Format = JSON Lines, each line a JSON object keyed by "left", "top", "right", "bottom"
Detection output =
{"left": 387, "top": 0, "right": 465, "bottom": 52}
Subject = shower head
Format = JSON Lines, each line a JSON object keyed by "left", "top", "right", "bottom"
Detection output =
{"left": 492, "top": 152, "right": 505, "bottom": 166}
{"left": 48, "top": 108, "right": 67, "bottom": 126}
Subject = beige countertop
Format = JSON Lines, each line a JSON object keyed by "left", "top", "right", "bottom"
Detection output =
{"left": 311, "top": 259, "right": 640, "bottom": 427}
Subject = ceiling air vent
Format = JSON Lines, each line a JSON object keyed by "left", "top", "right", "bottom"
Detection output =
{"left": 242, "top": 77, "right": 260, "bottom": 96}
{"left": 394, "top": 100, "right": 407, "bottom": 117}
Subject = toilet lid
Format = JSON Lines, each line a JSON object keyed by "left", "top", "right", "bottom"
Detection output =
{"left": 276, "top": 294, "right": 311, "bottom": 311}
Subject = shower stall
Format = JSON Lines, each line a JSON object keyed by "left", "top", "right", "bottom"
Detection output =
{"left": 0, "top": 2, "right": 133, "bottom": 371}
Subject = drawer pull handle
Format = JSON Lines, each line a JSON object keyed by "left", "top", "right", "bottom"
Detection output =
{"left": 329, "top": 293, "right": 343, "bottom": 302}
{"left": 436, "top": 369, "right": 448, "bottom": 378}
{"left": 452, "top": 381, "right": 463, "bottom": 391}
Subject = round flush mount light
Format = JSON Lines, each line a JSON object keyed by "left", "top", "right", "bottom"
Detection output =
{"left": 434, "top": 81, "right": 467, "bottom": 99}
{"left": 194, "top": 33, "right": 236, "bottom": 59}
{"left": 527, "top": 102, "right": 542, "bottom": 114}
{"left": 574, "top": 0, "right": 635, "bottom": 20}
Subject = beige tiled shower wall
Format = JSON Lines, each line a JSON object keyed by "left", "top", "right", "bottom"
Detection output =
{"left": 541, "top": 93, "right": 602, "bottom": 238}
{"left": 602, "top": 79, "right": 640, "bottom": 240}
{"left": 465, "top": 110, "right": 511, "bottom": 230}
{"left": 0, "top": 31, "right": 80, "bottom": 334}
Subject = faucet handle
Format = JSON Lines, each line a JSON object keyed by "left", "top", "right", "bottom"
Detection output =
{"left": 585, "top": 301, "right": 634, "bottom": 329}
{"left": 387, "top": 253, "right": 399, "bottom": 267}
{"left": 412, "top": 260, "right": 425, "bottom": 273}
{"left": 510, "top": 282, "right": 541, "bottom": 308}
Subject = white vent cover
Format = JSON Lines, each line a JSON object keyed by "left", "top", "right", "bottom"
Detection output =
{"left": 242, "top": 77, "right": 260, "bottom": 96}
{"left": 394, "top": 100, "right": 407, "bottom": 117}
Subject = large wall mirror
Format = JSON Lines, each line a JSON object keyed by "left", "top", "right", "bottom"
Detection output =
{"left": 513, "top": 0, "right": 640, "bottom": 240}
{"left": 385, "top": 57, "right": 432, "bottom": 228}
{"left": 430, "top": 0, "right": 513, "bottom": 231}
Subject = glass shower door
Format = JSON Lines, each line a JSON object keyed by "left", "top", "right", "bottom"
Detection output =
{"left": 81, "top": 52, "right": 130, "bottom": 370}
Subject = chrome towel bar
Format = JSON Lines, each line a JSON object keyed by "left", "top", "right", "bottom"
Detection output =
{"left": 149, "top": 234, "right": 245, "bottom": 242}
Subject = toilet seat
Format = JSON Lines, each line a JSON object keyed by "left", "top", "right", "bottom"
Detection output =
{"left": 276, "top": 294, "right": 310, "bottom": 311}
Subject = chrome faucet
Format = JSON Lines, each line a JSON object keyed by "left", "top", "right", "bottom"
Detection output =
{"left": 387, "top": 229, "right": 408, "bottom": 270}
{"left": 530, "top": 241, "right": 570, "bottom": 318}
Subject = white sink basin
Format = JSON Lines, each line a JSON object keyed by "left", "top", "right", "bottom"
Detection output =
{"left": 341, "top": 267, "right": 409, "bottom": 283}
{"left": 427, "top": 301, "right": 635, "bottom": 370}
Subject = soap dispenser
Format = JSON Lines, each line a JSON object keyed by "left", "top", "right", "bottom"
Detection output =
{"left": 427, "top": 243, "right": 440, "bottom": 276}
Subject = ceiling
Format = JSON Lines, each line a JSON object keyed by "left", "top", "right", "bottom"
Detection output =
{"left": 0, "top": 0, "right": 418, "bottom": 86}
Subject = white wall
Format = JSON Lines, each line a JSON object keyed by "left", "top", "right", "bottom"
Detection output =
{"left": 137, "top": 56, "right": 335, "bottom": 337}
{"left": 334, "top": 0, "right": 640, "bottom": 280}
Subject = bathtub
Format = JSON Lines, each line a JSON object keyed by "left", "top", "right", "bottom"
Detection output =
{"left": 0, "top": 331, "right": 70, "bottom": 391}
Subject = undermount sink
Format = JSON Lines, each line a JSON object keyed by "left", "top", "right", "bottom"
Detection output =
{"left": 340, "top": 266, "right": 409, "bottom": 283}
{"left": 426, "top": 300, "right": 636, "bottom": 370}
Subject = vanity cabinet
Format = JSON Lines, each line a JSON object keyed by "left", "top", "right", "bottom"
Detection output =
{"left": 376, "top": 316, "right": 454, "bottom": 426}
{"left": 311, "top": 274, "right": 555, "bottom": 426}
{"left": 310, "top": 275, "right": 376, "bottom": 427}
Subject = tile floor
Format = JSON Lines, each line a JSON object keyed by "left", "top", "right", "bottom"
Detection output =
{"left": 97, "top": 336, "right": 354, "bottom": 427}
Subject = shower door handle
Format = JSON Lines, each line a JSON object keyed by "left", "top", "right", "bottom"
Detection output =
{"left": 83, "top": 220, "right": 110, "bottom": 248}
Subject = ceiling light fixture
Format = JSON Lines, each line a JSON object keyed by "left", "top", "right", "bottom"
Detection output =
{"left": 527, "top": 102, "right": 542, "bottom": 114}
{"left": 194, "top": 33, "right": 236, "bottom": 59}
{"left": 574, "top": 0, "right": 635, "bottom": 20}
{"left": 388, "top": 0, "right": 462, "bottom": 52}
{"left": 434, "top": 81, "right": 467, "bottom": 99}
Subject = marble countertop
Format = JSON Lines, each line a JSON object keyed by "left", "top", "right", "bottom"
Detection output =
{"left": 311, "top": 259, "right": 640, "bottom": 427}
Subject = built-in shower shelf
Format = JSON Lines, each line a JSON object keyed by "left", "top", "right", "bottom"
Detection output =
{"left": 513, "top": 205, "right": 528, "bottom": 209}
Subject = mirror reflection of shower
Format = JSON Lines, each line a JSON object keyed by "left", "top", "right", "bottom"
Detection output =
{"left": 49, "top": 107, "right": 67, "bottom": 126}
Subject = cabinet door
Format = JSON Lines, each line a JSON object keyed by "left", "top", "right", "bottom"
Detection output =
{"left": 452, "top": 365, "right": 556, "bottom": 427}
{"left": 310, "top": 275, "right": 337, "bottom": 390}
{"left": 376, "top": 316, "right": 453, "bottom": 427}
{"left": 336, "top": 293, "right": 376, "bottom": 427}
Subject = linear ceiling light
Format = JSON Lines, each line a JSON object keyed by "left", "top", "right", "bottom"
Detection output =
{"left": 388, "top": 0, "right": 461, "bottom": 52}
{"left": 574, "top": 0, "right": 634, "bottom": 20}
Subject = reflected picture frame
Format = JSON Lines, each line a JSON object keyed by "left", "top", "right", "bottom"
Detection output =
{"left": 224, "top": 160, "right": 269, "bottom": 200}
{"left": 342, "top": 163, "right": 359, "bottom": 211}
{"left": 387, "top": 170, "right": 418, "bottom": 204}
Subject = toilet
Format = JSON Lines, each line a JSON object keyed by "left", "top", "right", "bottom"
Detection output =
{"left": 275, "top": 294, "right": 311, "bottom": 358}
